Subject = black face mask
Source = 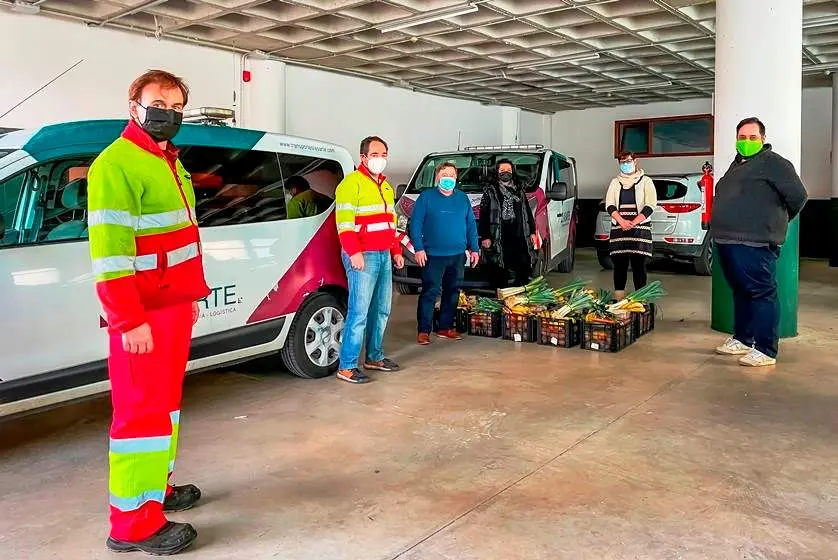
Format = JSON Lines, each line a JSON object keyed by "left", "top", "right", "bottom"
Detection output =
{"left": 138, "top": 105, "right": 182, "bottom": 142}
{"left": 498, "top": 171, "right": 513, "bottom": 183}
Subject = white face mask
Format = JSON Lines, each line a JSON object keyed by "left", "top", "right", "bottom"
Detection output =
{"left": 366, "top": 157, "right": 387, "bottom": 175}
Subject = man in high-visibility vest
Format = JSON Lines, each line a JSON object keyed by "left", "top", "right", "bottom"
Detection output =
{"left": 88, "top": 70, "right": 210, "bottom": 555}
{"left": 334, "top": 136, "right": 405, "bottom": 383}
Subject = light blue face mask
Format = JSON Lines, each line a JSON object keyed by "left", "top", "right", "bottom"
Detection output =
{"left": 438, "top": 177, "right": 457, "bottom": 191}
{"left": 619, "top": 162, "right": 635, "bottom": 175}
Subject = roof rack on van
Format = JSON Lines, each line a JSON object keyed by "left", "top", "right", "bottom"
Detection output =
{"left": 462, "top": 144, "right": 545, "bottom": 151}
{"left": 183, "top": 107, "right": 235, "bottom": 126}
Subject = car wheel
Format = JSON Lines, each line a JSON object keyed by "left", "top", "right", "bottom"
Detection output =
{"left": 280, "top": 292, "right": 345, "bottom": 379}
{"left": 597, "top": 248, "right": 613, "bottom": 270}
{"left": 693, "top": 240, "right": 712, "bottom": 276}
{"left": 395, "top": 282, "right": 418, "bottom": 295}
{"left": 555, "top": 244, "right": 576, "bottom": 273}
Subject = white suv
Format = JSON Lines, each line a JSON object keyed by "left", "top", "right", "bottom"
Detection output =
{"left": 594, "top": 172, "right": 712, "bottom": 276}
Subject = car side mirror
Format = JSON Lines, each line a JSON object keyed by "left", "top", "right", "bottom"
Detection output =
{"left": 550, "top": 181, "right": 568, "bottom": 201}
{"left": 396, "top": 183, "right": 408, "bottom": 200}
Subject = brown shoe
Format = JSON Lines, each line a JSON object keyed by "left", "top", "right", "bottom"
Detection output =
{"left": 417, "top": 333, "right": 431, "bottom": 345}
{"left": 436, "top": 329, "right": 463, "bottom": 341}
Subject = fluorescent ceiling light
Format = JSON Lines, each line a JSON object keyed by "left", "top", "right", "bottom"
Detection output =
{"left": 377, "top": 3, "right": 478, "bottom": 33}
{"left": 512, "top": 53, "right": 600, "bottom": 69}
{"left": 594, "top": 81, "right": 672, "bottom": 94}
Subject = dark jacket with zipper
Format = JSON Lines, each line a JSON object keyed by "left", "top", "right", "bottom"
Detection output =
{"left": 710, "top": 145, "right": 808, "bottom": 245}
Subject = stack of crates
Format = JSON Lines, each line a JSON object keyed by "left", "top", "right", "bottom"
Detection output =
{"left": 467, "top": 310, "right": 502, "bottom": 338}
{"left": 582, "top": 315, "right": 636, "bottom": 353}
{"left": 536, "top": 316, "right": 582, "bottom": 348}
{"left": 501, "top": 312, "right": 538, "bottom": 342}
{"left": 633, "top": 303, "right": 656, "bottom": 337}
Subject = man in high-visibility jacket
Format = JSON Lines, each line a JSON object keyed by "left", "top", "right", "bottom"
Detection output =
{"left": 88, "top": 70, "right": 210, "bottom": 555}
{"left": 334, "top": 136, "right": 405, "bottom": 383}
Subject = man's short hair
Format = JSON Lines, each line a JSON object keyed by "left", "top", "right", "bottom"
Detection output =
{"left": 360, "top": 136, "right": 388, "bottom": 155}
{"left": 286, "top": 176, "right": 310, "bottom": 192}
{"left": 129, "top": 70, "right": 189, "bottom": 105}
{"left": 436, "top": 162, "right": 457, "bottom": 175}
{"left": 736, "top": 117, "right": 766, "bottom": 136}
{"left": 617, "top": 151, "right": 636, "bottom": 161}
{"left": 496, "top": 158, "right": 514, "bottom": 170}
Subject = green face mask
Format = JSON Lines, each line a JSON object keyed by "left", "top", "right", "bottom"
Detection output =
{"left": 736, "top": 139, "right": 763, "bottom": 158}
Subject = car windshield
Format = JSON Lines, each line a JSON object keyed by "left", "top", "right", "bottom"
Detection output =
{"left": 407, "top": 152, "right": 544, "bottom": 194}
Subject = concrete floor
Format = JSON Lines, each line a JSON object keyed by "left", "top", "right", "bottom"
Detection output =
{"left": 2, "top": 250, "right": 838, "bottom": 560}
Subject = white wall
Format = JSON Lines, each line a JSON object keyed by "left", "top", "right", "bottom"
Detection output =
{"left": 552, "top": 92, "right": 832, "bottom": 200}
{"left": 0, "top": 14, "right": 237, "bottom": 128}
{"left": 284, "top": 65, "right": 503, "bottom": 186}
{"left": 520, "top": 111, "right": 551, "bottom": 146}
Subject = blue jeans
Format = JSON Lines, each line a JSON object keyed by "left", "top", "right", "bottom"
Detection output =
{"left": 417, "top": 253, "right": 465, "bottom": 334}
{"left": 339, "top": 250, "right": 392, "bottom": 370}
{"left": 715, "top": 243, "right": 781, "bottom": 358}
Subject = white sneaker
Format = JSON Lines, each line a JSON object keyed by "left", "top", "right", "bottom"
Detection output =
{"left": 739, "top": 349, "right": 777, "bottom": 367}
{"left": 715, "top": 337, "right": 752, "bottom": 356}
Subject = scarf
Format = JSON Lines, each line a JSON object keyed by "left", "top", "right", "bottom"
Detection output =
{"left": 498, "top": 181, "right": 519, "bottom": 221}
{"left": 617, "top": 169, "right": 644, "bottom": 188}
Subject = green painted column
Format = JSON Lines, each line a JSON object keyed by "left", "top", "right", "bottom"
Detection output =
{"left": 711, "top": 218, "right": 800, "bottom": 338}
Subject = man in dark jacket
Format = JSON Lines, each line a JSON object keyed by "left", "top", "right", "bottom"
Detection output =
{"left": 710, "top": 117, "right": 808, "bottom": 367}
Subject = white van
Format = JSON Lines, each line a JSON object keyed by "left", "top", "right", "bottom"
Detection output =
{"left": 393, "top": 144, "right": 579, "bottom": 293}
{"left": 0, "top": 118, "right": 355, "bottom": 417}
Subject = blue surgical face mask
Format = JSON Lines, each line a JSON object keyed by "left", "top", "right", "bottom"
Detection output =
{"left": 438, "top": 177, "right": 456, "bottom": 191}
{"left": 619, "top": 162, "right": 635, "bottom": 174}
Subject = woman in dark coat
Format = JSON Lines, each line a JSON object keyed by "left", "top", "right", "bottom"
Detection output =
{"left": 478, "top": 159, "right": 537, "bottom": 289}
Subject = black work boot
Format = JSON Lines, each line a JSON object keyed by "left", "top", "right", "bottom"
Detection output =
{"left": 106, "top": 521, "right": 197, "bottom": 555}
{"left": 163, "top": 484, "right": 202, "bottom": 513}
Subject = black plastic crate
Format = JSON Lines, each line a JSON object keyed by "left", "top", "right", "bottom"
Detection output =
{"left": 502, "top": 312, "right": 537, "bottom": 343}
{"left": 581, "top": 316, "right": 635, "bottom": 353}
{"left": 536, "top": 316, "right": 582, "bottom": 348}
{"left": 633, "top": 303, "right": 656, "bottom": 337}
{"left": 468, "top": 310, "right": 502, "bottom": 338}
{"left": 433, "top": 307, "right": 469, "bottom": 333}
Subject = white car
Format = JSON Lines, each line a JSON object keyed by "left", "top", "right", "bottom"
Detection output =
{"left": 392, "top": 144, "right": 580, "bottom": 293}
{"left": 0, "top": 115, "right": 355, "bottom": 417}
{"left": 594, "top": 172, "right": 712, "bottom": 276}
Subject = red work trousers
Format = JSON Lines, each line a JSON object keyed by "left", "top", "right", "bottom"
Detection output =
{"left": 107, "top": 302, "right": 193, "bottom": 542}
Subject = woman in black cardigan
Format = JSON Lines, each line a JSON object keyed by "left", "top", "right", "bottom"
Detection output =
{"left": 478, "top": 159, "right": 537, "bottom": 289}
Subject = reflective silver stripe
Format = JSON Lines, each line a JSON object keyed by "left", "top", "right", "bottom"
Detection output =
{"left": 134, "top": 254, "right": 158, "bottom": 271}
{"left": 87, "top": 210, "right": 138, "bottom": 229}
{"left": 366, "top": 222, "right": 394, "bottom": 232}
{"left": 92, "top": 256, "right": 135, "bottom": 276}
{"left": 356, "top": 203, "right": 386, "bottom": 213}
{"left": 335, "top": 203, "right": 355, "bottom": 211}
{"left": 167, "top": 242, "right": 199, "bottom": 267}
{"left": 138, "top": 208, "right": 194, "bottom": 230}
{"left": 337, "top": 221, "right": 356, "bottom": 231}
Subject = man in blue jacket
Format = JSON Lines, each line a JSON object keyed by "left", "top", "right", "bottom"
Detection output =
{"left": 409, "top": 162, "right": 480, "bottom": 345}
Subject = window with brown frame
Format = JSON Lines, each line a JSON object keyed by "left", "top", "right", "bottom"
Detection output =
{"left": 614, "top": 114, "right": 714, "bottom": 158}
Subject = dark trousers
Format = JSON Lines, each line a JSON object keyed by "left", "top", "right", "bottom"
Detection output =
{"left": 716, "top": 243, "right": 781, "bottom": 358}
{"left": 417, "top": 253, "right": 466, "bottom": 334}
{"left": 612, "top": 254, "right": 648, "bottom": 292}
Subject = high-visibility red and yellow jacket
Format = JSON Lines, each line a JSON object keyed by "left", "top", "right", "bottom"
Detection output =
{"left": 334, "top": 165, "right": 399, "bottom": 257}
{"left": 87, "top": 121, "right": 210, "bottom": 333}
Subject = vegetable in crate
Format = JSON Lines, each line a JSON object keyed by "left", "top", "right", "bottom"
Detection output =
{"left": 607, "top": 281, "right": 666, "bottom": 314}
{"left": 549, "top": 289, "right": 595, "bottom": 319}
{"left": 474, "top": 297, "right": 503, "bottom": 313}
